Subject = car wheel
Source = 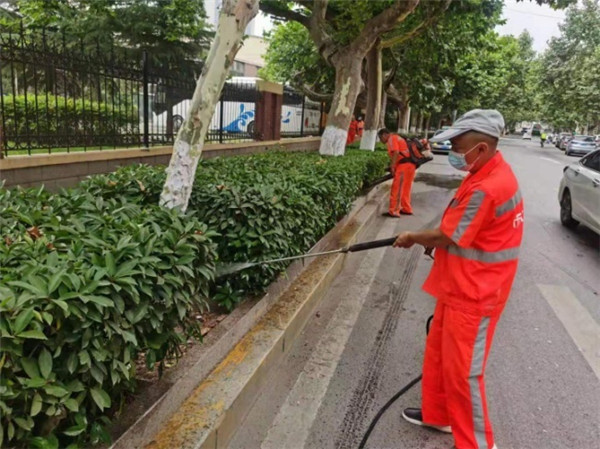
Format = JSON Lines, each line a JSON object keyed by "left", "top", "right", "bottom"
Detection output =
{"left": 247, "top": 120, "right": 255, "bottom": 137}
{"left": 172, "top": 115, "right": 184, "bottom": 133}
{"left": 560, "top": 190, "right": 579, "bottom": 228}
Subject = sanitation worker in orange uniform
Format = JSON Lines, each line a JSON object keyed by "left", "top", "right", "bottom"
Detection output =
{"left": 378, "top": 129, "right": 416, "bottom": 217}
{"left": 393, "top": 110, "right": 523, "bottom": 449}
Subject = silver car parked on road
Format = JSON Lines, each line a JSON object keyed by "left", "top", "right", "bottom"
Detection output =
{"left": 565, "top": 135, "right": 596, "bottom": 157}
{"left": 559, "top": 149, "right": 600, "bottom": 234}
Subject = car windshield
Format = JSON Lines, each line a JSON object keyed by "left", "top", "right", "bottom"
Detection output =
{"left": 434, "top": 130, "right": 443, "bottom": 136}
{"left": 573, "top": 135, "right": 593, "bottom": 142}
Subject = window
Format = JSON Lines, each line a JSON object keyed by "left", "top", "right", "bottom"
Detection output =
{"left": 232, "top": 60, "right": 245, "bottom": 76}
{"left": 581, "top": 151, "right": 600, "bottom": 172}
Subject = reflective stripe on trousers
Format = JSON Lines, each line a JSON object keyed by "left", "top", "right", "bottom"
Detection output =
{"left": 422, "top": 302, "right": 498, "bottom": 449}
{"left": 470, "top": 317, "right": 491, "bottom": 449}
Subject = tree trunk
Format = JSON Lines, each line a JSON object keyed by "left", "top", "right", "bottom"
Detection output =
{"left": 160, "top": 0, "right": 259, "bottom": 211}
{"left": 360, "top": 44, "right": 382, "bottom": 151}
{"left": 424, "top": 114, "right": 431, "bottom": 137}
{"left": 417, "top": 113, "right": 425, "bottom": 135}
{"left": 319, "top": 53, "right": 363, "bottom": 156}
{"left": 379, "top": 91, "right": 387, "bottom": 129}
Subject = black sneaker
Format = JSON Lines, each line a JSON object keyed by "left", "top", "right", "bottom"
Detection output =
{"left": 402, "top": 408, "right": 452, "bottom": 434}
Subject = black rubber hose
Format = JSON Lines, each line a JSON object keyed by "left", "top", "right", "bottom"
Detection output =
{"left": 357, "top": 374, "right": 423, "bottom": 449}
{"left": 357, "top": 313, "right": 434, "bottom": 449}
{"left": 346, "top": 237, "right": 397, "bottom": 253}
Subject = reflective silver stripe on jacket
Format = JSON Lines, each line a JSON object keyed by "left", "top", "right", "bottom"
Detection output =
{"left": 469, "top": 317, "right": 491, "bottom": 449}
{"left": 447, "top": 246, "right": 520, "bottom": 263}
{"left": 495, "top": 189, "right": 522, "bottom": 217}
{"left": 451, "top": 190, "right": 486, "bottom": 242}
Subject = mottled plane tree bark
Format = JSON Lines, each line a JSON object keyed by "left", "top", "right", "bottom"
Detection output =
{"left": 160, "top": 0, "right": 259, "bottom": 211}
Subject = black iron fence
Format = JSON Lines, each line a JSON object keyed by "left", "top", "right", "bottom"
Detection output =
{"left": 0, "top": 26, "right": 319, "bottom": 156}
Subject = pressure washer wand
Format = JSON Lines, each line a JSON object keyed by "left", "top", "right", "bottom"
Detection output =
{"left": 216, "top": 237, "right": 398, "bottom": 277}
{"left": 256, "top": 237, "right": 398, "bottom": 265}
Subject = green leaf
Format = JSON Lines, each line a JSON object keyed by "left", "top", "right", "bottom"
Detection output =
{"left": 63, "top": 398, "right": 79, "bottom": 412}
{"left": 105, "top": 252, "right": 116, "bottom": 276}
{"left": 81, "top": 295, "right": 114, "bottom": 308}
{"left": 48, "top": 270, "right": 66, "bottom": 294}
{"left": 38, "top": 348, "right": 53, "bottom": 379}
{"left": 90, "top": 387, "right": 111, "bottom": 411}
{"left": 67, "top": 352, "right": 78, "bottom": 374}
{"left": 13, "top": 308, "right": 35, "bottom": 334}
{"left": 44, "top": 385, "right": 69, "bottom": 397}
{"left": 78, "top": 350, "right": 91, "bottom": 367}
{"left": 30, "top": 435, "right": 59, "bottom": 449}
{"left": 114, "top": 259, "right": 140, "bottom": 278}
{"left": 14, "top": 416, "right": 34, "bottom": 431}
{"left": 31, "top": 393, "right": 43, "bottom": 416}
{"left": 21, "top": 357, "right": 40, "bottom": 379}
{"left": 17, "top": 329, "right": 47, "bottom": 340}
{"left": 24, "top": 377, "right": 47, "bottom": 388}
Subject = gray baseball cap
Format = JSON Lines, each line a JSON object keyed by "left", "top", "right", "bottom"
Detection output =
{"left": 430, "top": 109, "right": 505, "bottom": 142}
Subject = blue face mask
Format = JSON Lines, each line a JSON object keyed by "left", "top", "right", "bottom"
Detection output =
{"left": 448, "top": 144, "right": 480, "bottom": 171}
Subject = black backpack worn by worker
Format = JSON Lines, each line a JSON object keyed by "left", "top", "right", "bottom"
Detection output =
{"left": 398, "top": 136, "right": 433, "bottom": 168}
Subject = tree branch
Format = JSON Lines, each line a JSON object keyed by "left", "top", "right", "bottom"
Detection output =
{"left": 380, "top": 0, "right": 451, "bottom": 49}
{"left": 309, "top": 0, "right": 338, "bottom": 62}
{"left": 351, "top": 0, "right": 420, "bottom": 55}
{"left": 259, "top": 1, "right": 310, "bottom": 27}
{"left": 386, "top": 83, "right": 407, "bottom": 107}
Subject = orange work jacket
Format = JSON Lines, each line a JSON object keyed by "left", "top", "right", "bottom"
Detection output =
{"left": 422, "top": 152, "right": 524, "bottom": 316}
{"left": 387, "top": 134, "right": 410, "bottom": 163}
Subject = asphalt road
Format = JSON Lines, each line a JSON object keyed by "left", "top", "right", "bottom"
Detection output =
{"left": 229, "top": 137, "right": 600, "bottom": 449}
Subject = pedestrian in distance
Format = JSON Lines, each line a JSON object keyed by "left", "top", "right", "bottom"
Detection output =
{"left": 347, "top": 115, "right": 358, "bottom": 145}
{"left": 392, "top": 109, "right": 524, "bottom": 449}
{"left": 378, "top": 129, "right": 418, "bottom": 217}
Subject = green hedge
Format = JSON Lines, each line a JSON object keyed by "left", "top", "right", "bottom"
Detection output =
{"left": 0, "top": 149, "right": 388, "bottom": 448}
{"left": 0, "top": 188, "right": 217, "bottom": 448}
{"left": 81, "top": 150, "right": 389, "bottom": 307}
{"left": 2, "top": 94, "right": 138, "bottom": 146}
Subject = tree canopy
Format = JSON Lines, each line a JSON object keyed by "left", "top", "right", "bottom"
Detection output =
{"left": 537, "top": 0, "right": 600, "bottom": 131}
{"left": 0, "top": 0, "right": 212, "bottom": 72}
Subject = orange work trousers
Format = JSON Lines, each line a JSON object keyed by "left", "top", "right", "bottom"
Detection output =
{"left": 422, "top": 301, "right": 500, "bottom": 449}
{"left": 389, "top": 162, "right": 415, "bottom": 215}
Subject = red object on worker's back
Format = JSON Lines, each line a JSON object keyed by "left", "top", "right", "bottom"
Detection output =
{"left": 422, "top": 151, "right": 524, "bottom": 316}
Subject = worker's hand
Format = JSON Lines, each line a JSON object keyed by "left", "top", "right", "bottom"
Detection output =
{"left": 393, "top": 232, "right": 415, "bottom": 248}
{"left": 390, "top": 166, "right": 395, "bottom": 176}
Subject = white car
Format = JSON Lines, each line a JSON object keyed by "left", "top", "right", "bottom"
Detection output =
{"left": 522, "top": 132, "right": 532, "bottom": 140}
{"left": 558, "top": 149, "right": 600, "bottom": 234}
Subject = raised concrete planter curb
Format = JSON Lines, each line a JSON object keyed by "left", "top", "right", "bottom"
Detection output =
{"left": 110, "top": 182, "right": 390, "bottom": 449}
{"left": 0, "top": 137, "right": 320, "bottom": 189}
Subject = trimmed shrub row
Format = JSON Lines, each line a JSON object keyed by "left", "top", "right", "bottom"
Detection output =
{"left": 3, "top": 94, "right": 138, "bottom": 146}
{"left": 81, "top": 150, "right": 389, "bottom": 307}
{"left": 0, "top": 149, "right": 388, "bottom": 448}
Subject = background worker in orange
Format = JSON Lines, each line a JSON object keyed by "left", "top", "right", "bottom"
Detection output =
{"left": 378, "top": 128, "right": 416, "bottom": 217}
{"left": 392, "top": 110, "right": 523, "bottom": 449}
{"left": 347, "top": 115, "right": 358, "bottom": 145}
